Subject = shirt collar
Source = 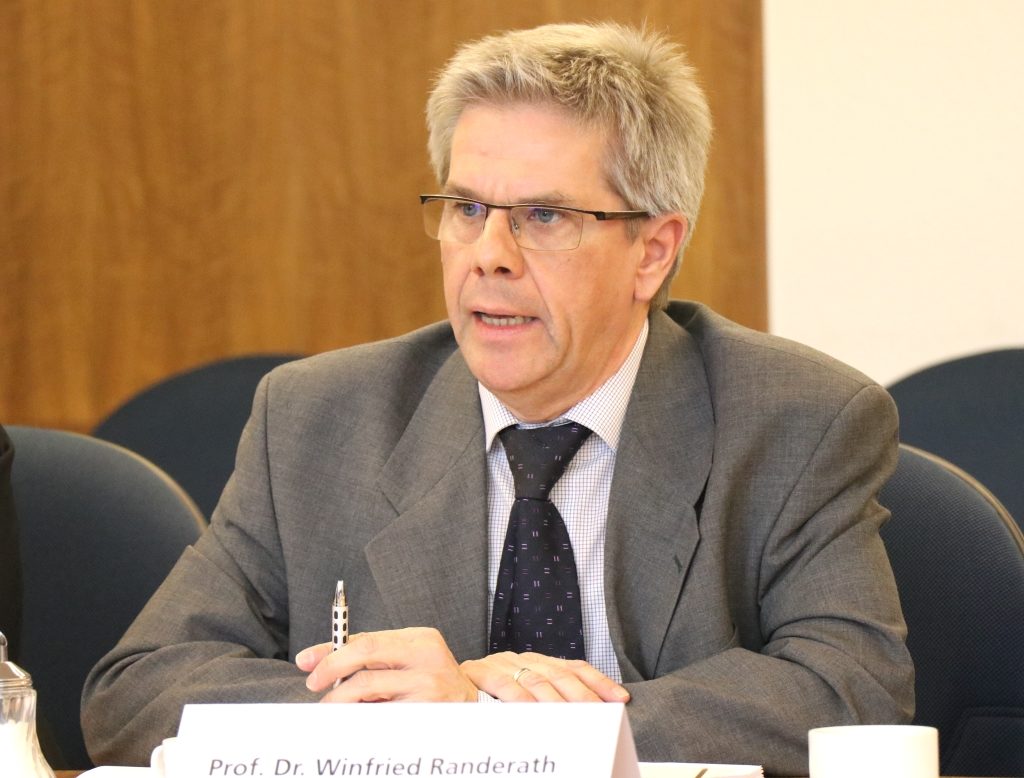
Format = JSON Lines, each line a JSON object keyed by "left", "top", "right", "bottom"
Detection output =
{"left": 478, "top": 318, "right": 649, "bottom": 453}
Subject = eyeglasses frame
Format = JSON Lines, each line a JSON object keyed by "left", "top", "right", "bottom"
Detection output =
{"left": 419, "top": 194, "right": 651, "bottom": 251}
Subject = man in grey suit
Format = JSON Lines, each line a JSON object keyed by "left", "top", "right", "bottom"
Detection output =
{"left": 82, "top": 23, "right": 913, "bottom": 774}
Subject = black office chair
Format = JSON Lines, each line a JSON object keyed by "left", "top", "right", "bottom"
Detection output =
{"left": 887, "top": 348, "right": 1024, "bottom": 529}
{"left": 879, "top": 444, "right": 1024, "bottom": 777}
{"left": 93, "top": 353, "right": 301, "bottom": 519}
{"left": 8, "top": 426, "right": 205, "bottom": 769}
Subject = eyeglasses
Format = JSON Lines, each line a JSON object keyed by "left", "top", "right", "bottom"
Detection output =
{"left": 419, "top": 194, "right": 650, "bottom": 252}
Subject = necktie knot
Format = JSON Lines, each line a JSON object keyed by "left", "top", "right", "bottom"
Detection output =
{"left": 499, "top": 422, "right": 592, "bottom": 500}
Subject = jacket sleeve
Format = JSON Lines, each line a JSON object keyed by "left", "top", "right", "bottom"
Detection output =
{"left": 623, "top": 385, "right": 914, "bottom": 776}
{"left": 81, "top": 376, "right": 318, "bottom": 767}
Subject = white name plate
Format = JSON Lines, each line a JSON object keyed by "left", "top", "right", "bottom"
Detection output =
{"left": 160, "top": 702, "right": 641, "bottom": 778}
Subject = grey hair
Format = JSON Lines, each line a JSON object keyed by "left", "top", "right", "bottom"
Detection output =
{"left": 425, "top": 22, "right": 712, "bottom": 308}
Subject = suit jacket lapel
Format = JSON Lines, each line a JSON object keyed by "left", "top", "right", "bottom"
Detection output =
{"left": 605, "top": 310, "right": 715, "bottom": 680}
{"left": 365, "top": 350, "right": 489, "bottom": 662}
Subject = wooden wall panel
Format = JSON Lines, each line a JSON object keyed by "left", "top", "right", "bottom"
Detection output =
{"left": 0, "top": 0, "right": 765, "bottom": 432}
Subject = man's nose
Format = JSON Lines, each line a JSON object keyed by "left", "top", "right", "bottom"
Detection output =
{"left": 473, "top": 209, "right": 524, "bottom": 276}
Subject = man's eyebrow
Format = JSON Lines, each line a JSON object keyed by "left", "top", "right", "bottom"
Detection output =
{"left": 440, "top": 184, "right": 479, "bottom": 199}
{"left": 518, "top": 192, "right": 575, "bottom": 206}
{"left": 440, "top": 184, "right": 576, "bottom": 207}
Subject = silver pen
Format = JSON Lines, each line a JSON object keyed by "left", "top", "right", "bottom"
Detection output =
{"left": 332, "top": 580, "right": 348, "bottom": 689}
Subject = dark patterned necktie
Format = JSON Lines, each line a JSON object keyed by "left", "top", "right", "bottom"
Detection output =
{"left": 488, "top": 421, "right": 592, "bottom": 659}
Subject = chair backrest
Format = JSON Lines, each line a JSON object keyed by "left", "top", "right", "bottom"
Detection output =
{"left": 93, "top": 353, "right": 300, "bottom": 519}
{"left": 8, "top": 426, "right": 205, "bottom": 769}
{"left": 887, "top": 348, "right": 1024, "bottom": 529}
{"left": 879, "top": 444, "right": 1024, "bottom": 777}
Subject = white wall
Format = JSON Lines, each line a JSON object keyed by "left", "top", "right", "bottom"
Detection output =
{"left": 764, "top": 0, "right": 1024, "bottom": 386}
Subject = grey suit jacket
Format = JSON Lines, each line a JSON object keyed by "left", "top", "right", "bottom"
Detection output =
{"left": 82, "top": 302, "right": 913, "bottom": 774}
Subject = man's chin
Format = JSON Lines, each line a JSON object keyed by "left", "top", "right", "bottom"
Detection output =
{"left": 471, "top": 367, "right": 533, "bottom": 398}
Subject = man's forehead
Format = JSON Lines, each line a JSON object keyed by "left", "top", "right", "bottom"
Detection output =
{"left": 445, "top": 103, "right": 617, "bottom": 205}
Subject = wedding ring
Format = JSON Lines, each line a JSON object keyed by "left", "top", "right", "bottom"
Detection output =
{"left": 512, "top": 667, "right": 532, "bottom": 685}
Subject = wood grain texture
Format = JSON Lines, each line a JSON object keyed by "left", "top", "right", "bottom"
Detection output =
{"left": 0, "top": 1, "right": 765, "bottom": 431}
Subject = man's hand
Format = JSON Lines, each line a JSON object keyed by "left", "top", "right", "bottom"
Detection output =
{"left": 461, "top": 651, "right": 630, "bottom": 703}
{"left": 296, "top": 627, "right": 478, "bottom": 702}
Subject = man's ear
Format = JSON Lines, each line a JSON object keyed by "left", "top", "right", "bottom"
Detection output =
{"left": 634, "top": 213, "right": 688, "bottom": 304}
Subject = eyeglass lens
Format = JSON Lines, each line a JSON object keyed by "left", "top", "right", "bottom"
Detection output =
{"left": 422, "top": 199, "right": 584, "bottom": 251}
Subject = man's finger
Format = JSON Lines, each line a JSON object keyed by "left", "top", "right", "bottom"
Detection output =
{"left": 295, "top": 642, "right": 332, "bottom": 672}
{"left": 462, "top": 653, "right": 629, "bottom": 703}
{"left": 304, "top": 627, "right": 472, "bottom": 695}
{"left": 461, "top": 657, "right": 576, "bottom": 701}
{"left": 516, "top": 654, "right": 629, "bottom": 702}
{"left": 323, "top": 668, "right": 477, "bottom": 703}
{"left": 461, "top": 658, "right": 536, "bottom": 701}
{"left": 509, "top": 667, "right": 575, "bottom": 702}
{"left": 520, "top": 663, "right": 601, "bottom": 702}
{"left": 554, "top": 660, "right": 630, "bottom": 702}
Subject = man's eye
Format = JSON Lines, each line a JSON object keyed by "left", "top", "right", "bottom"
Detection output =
{"left": 527, "top": 207, "right": 564, "bottom": 225}
{"left": 455, "top": 201, "right": 485, "bottom": 218}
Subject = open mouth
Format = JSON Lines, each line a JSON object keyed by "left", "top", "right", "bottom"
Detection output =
{"left": 476, "top": 312, "right": 534, "bottom": 327}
